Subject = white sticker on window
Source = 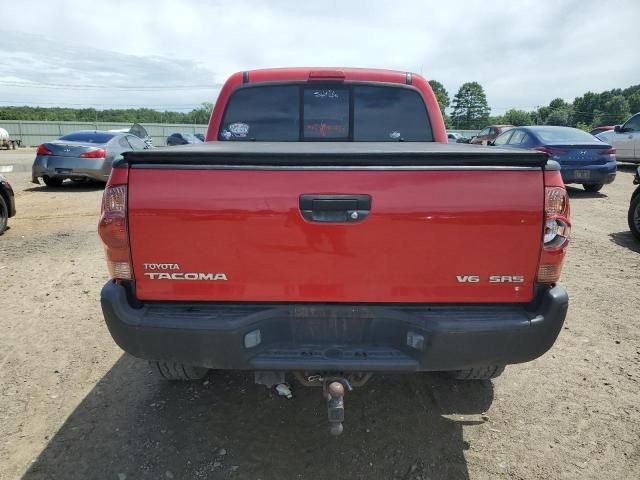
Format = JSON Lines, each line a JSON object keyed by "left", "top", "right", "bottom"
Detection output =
{"left": 313, "top": 89, "right": 339, "bottom": 99}
{"left": 229, "top": 122, "right": 250, "bottom": 137}
{"left": 389, "top": 131, "right": 401, "bottom": 139}
{"left": 220, "top": 129, "right": 232, "bottom": 140}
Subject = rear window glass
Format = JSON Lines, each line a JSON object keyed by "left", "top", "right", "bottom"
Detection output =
{"left": 354, "top": 86, "right": 431, "bottom": 141}
{"left": 533, "top": 127, "right": 598, "bottom": 143}
{"left": 220, "top": 85, "right": 299, "bottom": 141}
{"left": 59, "top": 132, "right": 114, "bottom": 143}
{"left": 303, "top": 88, "right": 349, "bottom": 140}
{"left": 219, "top": 84, "right": 433, "bottom": 141}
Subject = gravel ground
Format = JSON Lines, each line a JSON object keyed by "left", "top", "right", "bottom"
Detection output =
{"left": 0, "top": 149, "right": 639, "bottom": 480}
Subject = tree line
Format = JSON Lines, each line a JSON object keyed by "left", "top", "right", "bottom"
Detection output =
{"left": 0, "top": 103, "right": 213, "bottom": 124}
{"left": 429, "top": 80, "right": 640, "bottom": 130}
{"left": 1, "top": 82, "right": 639, "bottom": 131}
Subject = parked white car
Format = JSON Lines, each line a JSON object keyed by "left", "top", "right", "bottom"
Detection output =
{"left": 597, "top": 113, "right": 640, "bottom": 164}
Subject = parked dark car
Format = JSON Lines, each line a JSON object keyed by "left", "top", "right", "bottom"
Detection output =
{"left": 32, "top": 131, "right": 149, "bottom": 187}
{"left": 0, "top": 174, "right": 16, "bottom": 235}
{"left": 590, "top": 125, "right": 614, "bottom": 136}
{"left": 492, "top": 126, "right": 617, "bottom": 192}
{"left": 470, "top": 125, "right": 514, "bottom": 145}
{"left": 629, "top": 167, "right": 640, "bottom": 240}
{"left": 166, "top": 133, "right": 203, "bottom": 146}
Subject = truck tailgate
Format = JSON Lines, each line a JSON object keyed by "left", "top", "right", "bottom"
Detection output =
{"left": 127, "top": 144, "right": 545, "bottom": 303}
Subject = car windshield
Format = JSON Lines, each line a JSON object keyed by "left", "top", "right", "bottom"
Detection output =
{"left": 59, "top": 132, "right": 115, "bottom": 143}
{"left": 533, "top": 127, "right": 598, "bottom": 143}
{"left": 219, "top": 84, "right": 433, "bottom": 141}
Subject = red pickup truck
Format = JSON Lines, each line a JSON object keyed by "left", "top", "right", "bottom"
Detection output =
{"left": 99, "top": 68, "right": 570, "bottom": 434}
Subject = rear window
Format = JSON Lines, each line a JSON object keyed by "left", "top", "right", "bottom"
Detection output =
{"left": 220, "top": 86, "right": 300, "bottom": 141}
{"left": 304, "top": 88, "right": 350, "bottom": 140}
{"left": 59, "top": 132, "right": 114, "bottom": 143}
{"left": 219, "top": 84, "right": 433, "bottom": 141}
{"left": 534, "top": 127, "right": 598, "bottom": 143}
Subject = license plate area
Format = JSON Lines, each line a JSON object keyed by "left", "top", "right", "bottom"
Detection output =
{"left": 574, "top": 170, "right": 591, "bottom": 180}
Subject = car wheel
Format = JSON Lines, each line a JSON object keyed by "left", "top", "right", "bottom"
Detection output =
{"left": 42, "top": 176, "right": 64, "bottom": 187}
{"left": 0, "top": 194, "right": 8, "bottom": 235}
{"left": 583, "top": 183, "right": 603, "bottom": 193}
{"left": 444, "top": 365, "right": 505, "bottom": 380}
{"left": 153, "top": 361, "right": 208, "bottom": 381}
{"left": 629, "top": 194, "right": 640, "bottom": 241}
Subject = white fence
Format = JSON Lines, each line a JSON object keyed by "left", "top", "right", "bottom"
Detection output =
{"left": 0, "top": 121, "right": 208, "bottom": 147}
{"left": 1, "top": 120, "right": 480, "bottom": 146}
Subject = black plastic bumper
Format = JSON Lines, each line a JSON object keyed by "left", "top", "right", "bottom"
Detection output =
{"left": 101, "top": 282, "right": 568, "bottom": 372}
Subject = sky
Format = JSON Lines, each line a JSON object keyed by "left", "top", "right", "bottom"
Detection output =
{"left": 0, "top": 0, "right": 638, "bottom": 114}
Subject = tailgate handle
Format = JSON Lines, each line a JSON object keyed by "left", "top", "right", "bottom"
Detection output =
{"left": 299, "top": 194, "right": 371, "bottom": 223}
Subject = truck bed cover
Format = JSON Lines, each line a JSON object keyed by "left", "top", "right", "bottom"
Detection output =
{"left": 122, "top": 142, "right": 548, "bottom": 168}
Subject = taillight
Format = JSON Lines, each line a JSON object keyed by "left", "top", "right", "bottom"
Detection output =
{"left": 37, "top": 144, "right": 53, "bottom": 156}
{"left": 98, "top": 177, "right": 131, "bottom": 280}
{"left": 535, "top": 146, "right": 567, "bottom": 156}
{"left": 599, "top": 148, "right": 616, "bottom": 155}
{"left": 80, "top": 148, "right": 106, "bottom": 158}
{"left": 537, "top": 185, "right": 570, "bottom": 284}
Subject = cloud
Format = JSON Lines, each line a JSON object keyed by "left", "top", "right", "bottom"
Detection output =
{"left": 0, "top": 31, "right": 219, "bottom": 109}
{"left": 0, "top": 0, "right": 639, "bottom": 113}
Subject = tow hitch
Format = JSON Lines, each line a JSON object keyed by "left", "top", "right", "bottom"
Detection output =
{"left": 296, "top": 373, "right": 371, "bottom": 435}
{"left": 325, "top": 380, "right": 349, "bottom": 436}
{"left": 259, "top": 372, "right": 372, "bottom": 435}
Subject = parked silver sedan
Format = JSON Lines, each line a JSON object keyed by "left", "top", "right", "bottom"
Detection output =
{"left": 32, "top": 130, "right": 149, "bottom": 187}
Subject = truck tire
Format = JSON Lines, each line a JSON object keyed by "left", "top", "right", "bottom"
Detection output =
{"left": 43, "top": 176, "right": 63, "bottom": 187}
{"left": 153, "top": 361, "right": 208, "bottom": 381}
{"left": 445, "top": 365, "right": 505, "bottom": 380}
{"left": 629, "top": 194, "right": 640, "bottom": 241}
{"left": 0, "top": 194, "right": 8, "bottom": 235}
{"left": 583, "top": 183, "right": 603, "bottom": 193}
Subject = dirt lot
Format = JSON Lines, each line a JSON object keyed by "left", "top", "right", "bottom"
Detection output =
{"left": 0, "top": 149, "right": 639, "bottom": 480}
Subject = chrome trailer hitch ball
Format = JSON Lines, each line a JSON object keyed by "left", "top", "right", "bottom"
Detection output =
{"left": 324, "top": 380, "right": 352, "bottom": 436}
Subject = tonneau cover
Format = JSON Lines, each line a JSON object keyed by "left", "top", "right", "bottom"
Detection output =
{"left": 122, "top": 142, "right": 548, "bottom": 167}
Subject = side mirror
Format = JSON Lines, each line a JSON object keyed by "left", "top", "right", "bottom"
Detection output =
{"left": 614, "top": 125, "right": 623, "bottom": 133}
{"left": 488, "top": 140, "right": 495, "bottom": 146}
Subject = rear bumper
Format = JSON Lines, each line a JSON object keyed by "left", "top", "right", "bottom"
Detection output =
{"left": 32, "top": 155, "right": 111, "bottom": 183}
{"left": 561, "top": 162, "right": 616, "bottom": 185}
{"left": 101, "top": 282, "right": 569, "bottom": 372}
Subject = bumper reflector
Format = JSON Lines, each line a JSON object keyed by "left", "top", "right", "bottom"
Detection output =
{"left": 406, "top": 331, "right": 425, "bottom": 351}
{"left": 244, "top": 329, "right": 262, "bottom": 349}
{"left": 537, "top": 263, "right": 563, "bottom": 284}
{"left": 107, "top": 261, "right": 131, "bottom": 280}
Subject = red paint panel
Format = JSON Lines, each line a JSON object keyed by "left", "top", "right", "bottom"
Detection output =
{"left": 128, "top": 169, "right": 543, "bottom": 303}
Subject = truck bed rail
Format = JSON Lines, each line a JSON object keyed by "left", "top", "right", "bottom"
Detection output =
{"left": 121, "top": 142, "right": 548, "bottom": 168}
